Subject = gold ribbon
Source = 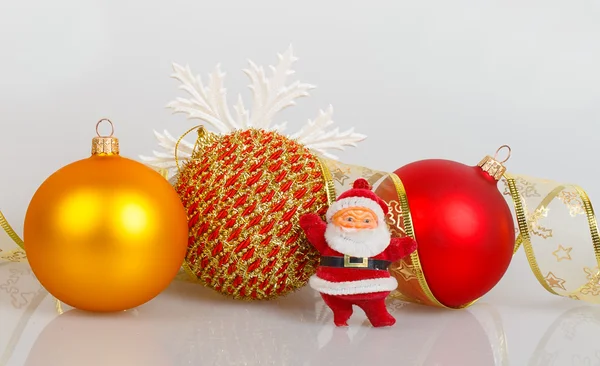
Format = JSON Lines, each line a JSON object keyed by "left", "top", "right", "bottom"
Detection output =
{"left": 502, "top": 174, "right": 600, "bottom": 304}
{"left": 0, "top": 210, "right": 26, "bottom": 263}
{"left": 318, "top": 159, "right": 600, "bottom": 308}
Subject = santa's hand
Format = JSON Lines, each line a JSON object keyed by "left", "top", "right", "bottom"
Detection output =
{"left": 388, "top": 237, "right": 418, "bottom": 261}
{"left": 299, "top": 213, "right": 328, "bottom": 253}
{"left": 299, "top": 213, "right": 324, "bottom": 230}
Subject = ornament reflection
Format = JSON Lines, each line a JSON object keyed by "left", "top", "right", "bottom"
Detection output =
{"left": 23, "top": 309, "right": 170, "bottom": 366}
{"left": 529, "top": 306, "right": 600, "bottom": 365}
{"left": 311, "top": 299, "right": 505, "bottom": 366}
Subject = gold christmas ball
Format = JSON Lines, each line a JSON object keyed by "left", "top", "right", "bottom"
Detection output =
{"left": 24, "top": 120, "right": 188, "bottom": 312}
{"left": 176, "top": 128, "right": 329, "bottom": 300}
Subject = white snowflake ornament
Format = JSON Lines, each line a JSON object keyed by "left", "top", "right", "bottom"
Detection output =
{"left": 141, "top": 46, "right": 366, "bottom": 175}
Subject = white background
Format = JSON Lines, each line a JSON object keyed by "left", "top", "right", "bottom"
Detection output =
{"left": 2, "top": 1, "right": 600, "bottom": 365}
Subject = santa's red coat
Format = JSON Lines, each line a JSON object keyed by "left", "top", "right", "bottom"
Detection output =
{"left": 299, "top": 213, "right": 417, "bottom": 296}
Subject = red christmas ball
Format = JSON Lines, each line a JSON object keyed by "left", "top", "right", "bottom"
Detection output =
{"left": 394, "top": 159, "right": 515, "bottom": 307}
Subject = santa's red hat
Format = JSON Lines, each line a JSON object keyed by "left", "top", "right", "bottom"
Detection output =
{"left": 325, "top": 178, "right": 389, "bottom": 223}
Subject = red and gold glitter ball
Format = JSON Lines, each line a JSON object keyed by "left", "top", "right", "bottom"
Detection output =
{"left": 175, "top": 128, "right": 330, "bottom": 300}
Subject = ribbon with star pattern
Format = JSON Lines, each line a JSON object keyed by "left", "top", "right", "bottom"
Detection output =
{"left": 0, "top": 211, "right": 26, "bottom": 263}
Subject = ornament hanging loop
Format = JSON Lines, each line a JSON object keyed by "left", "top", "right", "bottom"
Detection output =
{"left": 477, "top": 144, "right": 511, "bottom": 181}
{"left": 175, "top": 125, "right": 203, "bottom": 173}
{"left": 92, "top": 118, "right": 119, "bottom": 156}
{"left": 96, "top": 118, "right": 115, "bottom": 137}
{"left": 494, "top": 145, "right": 511, "bottom": 164}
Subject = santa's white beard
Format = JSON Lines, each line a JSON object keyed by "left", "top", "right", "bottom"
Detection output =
{"left": 324, "top": 222, "right": 391, "bottom": 258}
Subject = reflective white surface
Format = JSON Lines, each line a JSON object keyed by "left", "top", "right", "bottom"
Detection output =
{"left": 2, "top": 260, "right": 600, "bottom": 366}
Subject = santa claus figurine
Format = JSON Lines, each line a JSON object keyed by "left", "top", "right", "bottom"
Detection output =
{"left": 299, "top": 178, "right": 417, "bottom": 327}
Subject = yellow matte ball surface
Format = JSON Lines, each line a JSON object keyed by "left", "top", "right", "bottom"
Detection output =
{"left": 24, "top": 155, "right": 189, "bottom": 312}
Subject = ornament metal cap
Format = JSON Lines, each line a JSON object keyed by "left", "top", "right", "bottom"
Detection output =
{"left": 92, "top": 118, "right": 120, "bottom": 155}
{"left": 477, "top": 145, "right": 511, "bottom": 181}
{"left": 192, "top": 126, "right": 218, "bottom": 155}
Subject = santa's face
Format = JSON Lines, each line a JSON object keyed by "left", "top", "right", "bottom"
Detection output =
{"left": 325, "top": 206, "right": 391, "bottom": 258}
{"left": 332, "top": 207, "right": 378, "bottom": 229}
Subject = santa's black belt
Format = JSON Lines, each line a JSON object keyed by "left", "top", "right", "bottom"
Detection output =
{"left": 320, "top": 255, "right": 391, "bottom": 270}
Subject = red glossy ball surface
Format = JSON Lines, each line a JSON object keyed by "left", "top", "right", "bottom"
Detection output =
{"left": 394, "top": 159, "right": 515, "bottom": 307}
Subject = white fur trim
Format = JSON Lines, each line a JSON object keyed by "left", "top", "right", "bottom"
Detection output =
{"left": 309, "top": 275, "right": 398, "bottom": 295}
{"left": 326, "top": 197, "right": 386, "bottom": 223}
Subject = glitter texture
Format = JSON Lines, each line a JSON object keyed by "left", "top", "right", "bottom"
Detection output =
{"left": 176, "top": 129, "right": 329, "bottom": 300}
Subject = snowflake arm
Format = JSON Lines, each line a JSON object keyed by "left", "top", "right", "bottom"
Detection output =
{"left": 139, "top": 130, "right": 193, "bottom": 171}
{"left": 290, "top": 106, "right": 367, "bottom": 159}
{"left": 244, "top": 46, "right": 314, "bottom": 129}
{"left": 167, "top": 64, "right": 239, "bottom": 133}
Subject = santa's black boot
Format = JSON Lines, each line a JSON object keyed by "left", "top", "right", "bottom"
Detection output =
{"left": 321, "top": 294, "right": 353, "bottom": 326}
